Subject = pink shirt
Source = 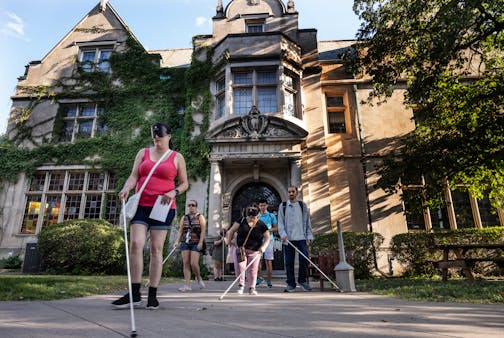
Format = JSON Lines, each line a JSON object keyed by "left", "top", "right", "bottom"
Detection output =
{"left": 137, "top": 148, "right": 178, "bottom": 208}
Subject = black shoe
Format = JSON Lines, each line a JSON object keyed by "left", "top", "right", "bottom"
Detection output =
{"left": 146, "top": 297, "right": 159, "bottom": 310}
{"left": 111, "top": 293, "right": 141, "bottom": 309}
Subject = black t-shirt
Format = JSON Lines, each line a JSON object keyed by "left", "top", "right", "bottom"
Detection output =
{"left": 236, "top": 218, "right": 268, "bottom": 251}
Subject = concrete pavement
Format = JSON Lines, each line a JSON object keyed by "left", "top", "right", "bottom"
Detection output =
{"left": 1, "top": 280, "right": 503, "bottom": 337}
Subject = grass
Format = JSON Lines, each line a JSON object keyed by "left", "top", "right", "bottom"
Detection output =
{"left": 0, "top": 274, "right": 176, "bottom": 301}
{"left": 355, "top": 277, "right": 504, "bottom": 304}
{"left": 1, "top": 274, "right": 503, "bottom": 304}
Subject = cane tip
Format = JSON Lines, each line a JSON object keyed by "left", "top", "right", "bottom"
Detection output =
{"left": 218, "top": 296, "right": 223, "bottom": 301}
{"left": 130, "top": 331, "right": 137, "bottom": 337}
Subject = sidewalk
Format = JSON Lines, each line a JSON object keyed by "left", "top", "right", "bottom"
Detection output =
{"left": 1, "top": 280, "right": 503, "bottom": 337}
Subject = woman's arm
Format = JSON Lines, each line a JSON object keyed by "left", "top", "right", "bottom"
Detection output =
{"left": 118, "top": 149, "right": 144, "bottom": 201}
{"left": 226, "top": 222, "right": 239, "bottom": 246}
{"left": 259, "top": 230, "right": 270, "bottom": 253}
{"left": 197, "top": 214, "right": 206, "bottom": 251}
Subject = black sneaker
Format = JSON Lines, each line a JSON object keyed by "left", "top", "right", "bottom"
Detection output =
{"left": 146, "top": 297, "right": 159, "bottom": 310}
{"left": 111, "top": 293, "right": 141, "bottom": 309}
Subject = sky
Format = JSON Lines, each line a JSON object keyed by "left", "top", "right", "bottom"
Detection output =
{"left": 0, "top": 0, "right": 361, "bottom": 135}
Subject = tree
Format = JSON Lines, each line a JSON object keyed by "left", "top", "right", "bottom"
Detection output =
{"left": 352, "top": 0, "right": 504, "bottom": 210}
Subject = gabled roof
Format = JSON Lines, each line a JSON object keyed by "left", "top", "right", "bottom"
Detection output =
{"left": 40, "top": 2, "right": 145, "bottom": 63}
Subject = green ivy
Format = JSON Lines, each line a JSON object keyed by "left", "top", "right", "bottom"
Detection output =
{"left": 0, "top": 36, "right": 219, "bottom": 216}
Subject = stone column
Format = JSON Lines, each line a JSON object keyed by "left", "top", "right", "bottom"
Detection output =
{"left": 290, "top": 158, "right": 301, "bottom": 188}
{"left": 207, "top": 160, "right": 223, "bottom": 236}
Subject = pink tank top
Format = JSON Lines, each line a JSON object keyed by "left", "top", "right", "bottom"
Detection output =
{"left": 137, "top": 148, "right": 178, "bottom": 208}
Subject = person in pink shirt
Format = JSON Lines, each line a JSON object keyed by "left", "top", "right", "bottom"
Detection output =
{"left": 112, "top": 122, "right": 188, "bottom": 310}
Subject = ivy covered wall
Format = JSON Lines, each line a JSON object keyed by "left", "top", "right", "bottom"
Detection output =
{"left": 0, "top": 37, "right": 217, "bottom": 214}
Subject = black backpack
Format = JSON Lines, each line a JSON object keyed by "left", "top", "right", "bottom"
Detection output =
{"left": 282, "top": 201, "right": 304, "bottom": 216}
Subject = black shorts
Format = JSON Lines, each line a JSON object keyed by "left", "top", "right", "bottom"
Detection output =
{"left": 130, "top": 205, "right": 175, "bottom": 230}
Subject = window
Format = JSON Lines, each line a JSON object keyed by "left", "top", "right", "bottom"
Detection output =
{"left": 402, "top": 189, "right": 426, "bottom": 230}
{"left": 232, "top": 69, "right": 278, "bottom": 115}
{"left": 79, "top": 47, "right": 112, "bottom": 72}
{"left": 57, "top": 103, "right": 107, "bottom": 142}
{"left": 215, "top": 77, "right": 226, "bottom": 118}
{"left": 326, "top": 94, "right": 347, "bottom": 133}
{"left": 246, "top": 19, "right": 264, "bottom": 33}
{"left": 283, "top": 74, "right": 298, "bottom": 116}
{"left": 20, "top": 171, "right": 120, "bottom": 234}
{"left": 477, "top": 195, "right": 500, "bottom": 227}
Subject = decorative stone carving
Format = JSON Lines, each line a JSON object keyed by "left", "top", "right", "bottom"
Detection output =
{"left": 248, "top": 0, "right": 260, "bottom": 6}
{"left": 287, "top": 1, "right": 296, "bottom": 13}
{"left": 216, "top": 0, "right": 224, "bottom": 17}
{"left": 240, "top": 106, "right": 269, "bottom": 139}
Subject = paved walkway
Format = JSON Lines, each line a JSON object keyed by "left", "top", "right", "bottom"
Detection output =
{"left": 1, "top": 280, "right": 503, "bottom": 337}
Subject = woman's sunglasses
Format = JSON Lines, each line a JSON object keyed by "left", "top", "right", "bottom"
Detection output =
{"left": 151, "top": 124, "right": 170, "bottom": 138}
{"left": 187, "top": 204, "right": 196, "bottom": 207}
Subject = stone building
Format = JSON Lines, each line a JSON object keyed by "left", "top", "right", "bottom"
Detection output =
{"left": 1, "top": 0, "right": 502, "bottom": 272}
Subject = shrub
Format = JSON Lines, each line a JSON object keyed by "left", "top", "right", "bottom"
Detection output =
{"left": 0, "top": 255, "right": 23, "bottom": 269}
{"left": 311, "top": 231, "right": 384, "bottom": 279}
{"left": 391, "top": 226, "right": 504, "bottom": 277}
{"left": 38, "top": 219, "right": 126, "bottom": 275}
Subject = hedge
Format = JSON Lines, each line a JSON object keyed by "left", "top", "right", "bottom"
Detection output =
{"left": 38, "top": 219, "right": 125, "bottom": 275}
{"left": 390, "top": 226, "right": 504, "bottom": 277}
{"left": 311, "top": 231, "right": 384, "bottom": 279}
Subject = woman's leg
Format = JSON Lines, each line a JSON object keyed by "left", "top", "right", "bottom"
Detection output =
{"left": 246, "top": 250, "right": 261, "bottom": 289}
{"left": 213, "top": 260, "right": 222, "bottom": 279}
{"left": 129, "top": 223, "right": 148, "bottom": 283}
{"left": 181, "top": 249, "right": 192, "bottom": 287}
{"left": 147, "top": 229, "right": 168, "bottom": 287}
{"left": 190, "top": 250, "right": 201, "bottom": 280}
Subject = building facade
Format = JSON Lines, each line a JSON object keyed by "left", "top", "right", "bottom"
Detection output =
{"left": 1, "top": 1, "right": 502, "bottom": 271}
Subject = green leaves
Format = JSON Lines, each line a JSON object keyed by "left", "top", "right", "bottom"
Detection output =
{"left": 354, "top": 0, "right": 504, "bottom": 209}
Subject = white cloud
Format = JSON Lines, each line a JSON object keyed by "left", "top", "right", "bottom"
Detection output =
{"left": 0, "top": 12, "right": 29, "bottom": 41}
{"left": 195, "top": 16, "right": 209, "bottom": 27}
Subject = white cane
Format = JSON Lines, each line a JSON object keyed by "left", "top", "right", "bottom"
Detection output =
{"left": 286, "top": 239, "right": 341, "bottom": 291}
{"left": 162, "top": 245, "right": 178, "bottom": 265}
{"left": 121, "top": 199, "right": 138, "bottom": 338}
{"left": 219, "top": 252, "right": 261, "bottom": 300}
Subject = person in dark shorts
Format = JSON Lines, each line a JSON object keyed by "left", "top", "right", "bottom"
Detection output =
{"left": 112, "top": 122, "right": 188, "bottom": 310}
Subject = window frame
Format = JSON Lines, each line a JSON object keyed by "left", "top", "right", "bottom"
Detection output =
{"left": 19, "top": 170, "right": 120, "bottom": 234}
{"left": 324, "top": 92, "right": 349, "bottom": 134}
{"left": 78, "top": 46, "right": 113, "bottom": 73}
{"left": 245, "top": 19, "right": 265, "bottom": 33}
{"left": 231, "top": 68, "right": 278, "bottom": 115}
{"left": 57, "top": 103, "right": 107, "bottom": 142}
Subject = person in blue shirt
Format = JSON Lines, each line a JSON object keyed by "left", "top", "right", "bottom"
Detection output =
{"left": 256, "top": 199, "right": 278, "bottom": 288}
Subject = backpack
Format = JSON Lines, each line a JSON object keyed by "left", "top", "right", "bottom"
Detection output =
{"left": 282, "top": 201, "right": 304, "bottom": 216}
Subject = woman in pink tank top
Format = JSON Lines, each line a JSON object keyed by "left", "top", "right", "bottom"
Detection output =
{"left": 112, "top": 122, "right": 188, "bottom": 310}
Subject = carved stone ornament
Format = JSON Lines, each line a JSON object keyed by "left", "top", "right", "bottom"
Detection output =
{"left": 240, "top": 106, "right": 269, "bottom": 139}
{"left": 248, "top": 0, "right": 260, "bottom": 6}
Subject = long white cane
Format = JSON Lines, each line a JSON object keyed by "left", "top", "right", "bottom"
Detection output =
{"left": 121, "top": 199, "right": 138, "bottom": 337}
{"left": 286, "top": 239, "right": 341, "bottom": 291}
{"left": 162, "top": 245, "right": 178, "bottom": 265}
{"left": 219, "top": 252, "right": 261, "bottom": 300}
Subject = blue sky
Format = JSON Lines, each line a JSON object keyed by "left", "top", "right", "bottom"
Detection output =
{"left": 0, "top": 0, "right": 361, "bottom": 135}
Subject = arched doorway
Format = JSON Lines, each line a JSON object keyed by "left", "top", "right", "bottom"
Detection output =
{"left": 231, "top": 182, "right": 281, "bottom": 221}
{"left": 231, "top": 182, "right": 284, "bottom": 271}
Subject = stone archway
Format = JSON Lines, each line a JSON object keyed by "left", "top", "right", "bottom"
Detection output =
{"left": 231, "top": 182, "right": 284, "bottom": 270}
{"left": 231, "top": 182, "right": 281, "bottom": 222}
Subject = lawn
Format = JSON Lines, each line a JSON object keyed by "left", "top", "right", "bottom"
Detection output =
{"left": 0, "top": 275, "right": 176, "bottom": 301}
{"left": 355, "top": 278, "right": 504, "bottom": 304}
{"left": 1, "top": 274, "right": 503, "bottom": 304}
